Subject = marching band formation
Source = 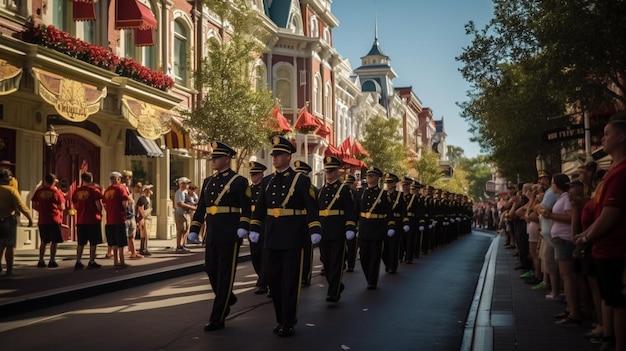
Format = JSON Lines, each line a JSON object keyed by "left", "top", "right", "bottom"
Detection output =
{"left": 189, "top": 136, "right": 474, "bottom": 337}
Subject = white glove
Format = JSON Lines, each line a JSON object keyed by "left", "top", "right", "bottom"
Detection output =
{"left": 449, "top": 218, "right": 455, "bottom": 223}
{"left": 237, "top": 228, "right": 249, "bottom": 238}
{"left": 311, "top": 233, "right": 322, "bottom": 244}
{"left": 456, "top": 217, "right": 461, "bottom": 221}
{"left": 418, "top": 226, "right": 425, "bottom": 232}
{"left": 249, "top": 231, "right": 260, "bottom": 243}
{"left": 428, "top": 225, "right": 433, "bottom": 229}
{"left": 345, "top": 230, "right": 356, "bottom": 240}
{"left": 387, "top": 229, "right": 395, "bottom": 237}
{"left": 403, "top": 225, "right": 410, "bottom": 232}
{"left": 188, "top": 232, "right": 199, "bottom": 243}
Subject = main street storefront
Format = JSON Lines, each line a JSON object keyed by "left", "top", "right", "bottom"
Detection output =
{"left": 0, "top": 35, "right": 198, "bottom": 249}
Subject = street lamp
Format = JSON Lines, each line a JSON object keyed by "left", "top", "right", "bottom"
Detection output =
{"left": 44, "top": 125, "right": 59, "bottom": 174}
{"left": 535, "top": 152, "right": 545, "bottom": 176}
{"left": 44, "top": 125, "right": 59, "bottom": 147}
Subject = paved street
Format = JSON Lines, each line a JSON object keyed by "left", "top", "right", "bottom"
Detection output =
{"left": 0, "top": 231, "right": 604, "bottom": 350}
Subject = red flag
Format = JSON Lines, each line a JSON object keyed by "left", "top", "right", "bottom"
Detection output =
{"left": 339, "top": 137, "right": 351, "bottom": 156}
{"left": 351, "top": 139, "right": 370, "bottom": 157}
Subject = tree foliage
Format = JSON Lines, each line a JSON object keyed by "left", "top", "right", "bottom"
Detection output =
{"left": 360, "top": 116, "right": 409, "bottom": 176}
{"left": 457, "top": 0, "right": 626, "bottom": 179}
{"left": 413, "top": 151, "right": 443, "bottom": 187}
{"left": 185, "top": 0, "right": 275, "bottom": 171}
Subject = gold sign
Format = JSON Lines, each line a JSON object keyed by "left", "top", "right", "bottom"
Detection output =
{"left": 0, "top": 60, "right": 23, "bottom": 96}
{"left": 122, "top": 97, "right": 171, "bottom": 140}
{"left": 33, "top": 68, "right": 107, "bottom": 122}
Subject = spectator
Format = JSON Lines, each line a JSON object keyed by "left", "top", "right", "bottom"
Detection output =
{"left": 71, "top": 172, "right": 103, "bottom": 269}
{"left": 102, "top": 171, "right": 130, "bottom": 268}
{"left": 574, "top": 115, "right": 626, "bottom": 351}
{"left": 174, "top": 177, "right": 195, "bottom": 252}
{"left": 0, "top": 169, "right": 33, "bottom": 276}
{"left": 136, "top": 184, "right": 153, "bottom": 256}
{"left": 0, "top": 160, "right": 18, "bottom": 190}
{"left": 31, "top": 173, "right": 65, "bottom": 268}
{"left": 185, "top": 184, "right": 199, "bottom": 244}
{"left": 545, "top": 173, "right": 580, "bottom": 326}
{"left": 122, "top": 170, "right": 142, "bottom": 259}
{"left": 538, "top": 170, "right": 560, "bottom": 300}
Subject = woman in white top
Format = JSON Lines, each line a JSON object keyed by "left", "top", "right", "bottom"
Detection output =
{"left": 543, "top": 173, "right": 580, "bottom": 325}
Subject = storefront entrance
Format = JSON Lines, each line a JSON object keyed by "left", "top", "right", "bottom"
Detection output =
{"left": 50, "top": 134, "right": 100, "bottom": 241}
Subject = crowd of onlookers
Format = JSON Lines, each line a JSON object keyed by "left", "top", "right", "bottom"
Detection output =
{"left": 486, "top": 114, "right": 626, "bottom": 351}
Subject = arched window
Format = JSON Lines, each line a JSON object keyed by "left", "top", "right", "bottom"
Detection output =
{"left": 313, "top": 74, "right": 322, "bottom": 114}
{"left": 323, "top": 27, "right": 331, "bottom": 43}
{"left": 310, "top": 16, "right": 319, "bottom": 37}
{"left": 275, "top": 65, "right": 293, "bottom": 108}
{"left": 174, "top": 19, "right": 189, "bottom": 86}
{"left": 325, "top": 82, "right": 332, "bottom": 119}
{"left": 288, "top": 2, "right": 303, "bottom": 35}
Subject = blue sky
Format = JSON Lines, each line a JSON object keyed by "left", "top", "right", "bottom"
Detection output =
{"left": 331, "top": 0, "right": 495, "bottom": 158}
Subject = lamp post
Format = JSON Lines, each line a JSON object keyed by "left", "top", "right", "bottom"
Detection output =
{"left": 535, "top": 152, "right": 545, "bottom": 177}
{"left": 44, "top": 125, "right": 59, "bottom": 174}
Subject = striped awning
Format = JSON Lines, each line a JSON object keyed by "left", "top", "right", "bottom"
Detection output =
{"left": 163, "top": 120, "right": 191, "bottom": 150}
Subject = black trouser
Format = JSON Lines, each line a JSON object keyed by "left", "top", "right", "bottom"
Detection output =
{"left": 422, "top": 224, "right": 431, "bottom": 254}
{"left": 345, "top": 236, "right": 357, "bottom": 269}
{"left": 514, "top": 220, "right": 532, "bottom": 270}
{"left": 249, "top": 235, "right": 267, "bottom": 288}
{"left": 320, "top": 238, "right": 346, "bottom": 298}
{"left": 404, "top": 226, "right": 416, "bottom": 262}
{"left": 205, "top": 241, "right": 240, "bottom": 324}
{"left": 382, "top": 229, "right": 401, "bottom": 272}
{"left": 359, "top": 239, "right": 383, "bottom": 287}
{"left": 267, "top": 248, "right": 304, "bottom": 328}
{"left": 301, "top": 239, "right": 312, "bottom": 285}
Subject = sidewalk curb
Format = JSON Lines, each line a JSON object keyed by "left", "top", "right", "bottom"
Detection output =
{"left": 461, "top": 230, "right": 498, "bottom": 351}
{"left": 1, "top": 255, "right": 252, "bottom": 317}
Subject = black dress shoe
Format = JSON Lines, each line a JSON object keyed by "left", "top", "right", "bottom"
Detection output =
{"left": 326, "top": 295, "right": 340, "bottom": 302}
{"left": 405, "top": 260, "right": 413, "bottom": 264}
{"left": 277, "top": 326, "right": 295, "bottom": 337}
{"left": 204, "top": 322, "right": 225, "bottom": 331}
{"left": 254, "top": 287, "right": 268, "bottom": 295}
{"left": 273, "top": 324, "right": 282, "bottom": 334}
{"left": 346, "top": 267, "right": 354, "bottom": 272}
{"left": 301, "top": 281, "right": 310, "bottom": 287}
{"left": 320, "top": 269, "right": 326, "bottom": 276}
{"left": 339, "top": 283, "right": 345, "bottom": 293}
{"left": 366, "top": 284, "right": 377, "bottom": 290}
{"left": 229, "top": 294, "right": 238, "bottom": 306}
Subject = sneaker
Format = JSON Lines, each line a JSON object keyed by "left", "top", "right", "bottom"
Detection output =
{"left": 87, "top": 262, "right": 102, "bottom": 269}
{"left": 520, "top": 271, "right": 533, "bottom": 279}
{"left": 74, "top": 262, "right": 84, "bottom": 270}
{"left": 139, "top": 250, "right": 152, "bottom": 256}
{"left": 47, "top": 260, "right": 58, "bottom": 268}
{"left": 531, "top": 282, "right": 547, "bottom": 290}
{"left": 37, "top": 260, "right": 46, "bottom": 268}
{"left": 175, "top": 246, "right": 190, "bottom": 253}
{"left": 545, "top": 293, "right": 559, "bottom": 300}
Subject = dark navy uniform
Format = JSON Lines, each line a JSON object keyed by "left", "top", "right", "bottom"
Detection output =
{"left": 355, "top": 167, "right": 394, "bottom": 289}
{"left": 294, "top": 160, "right": 315, "bottom": 287}
{"left": 249, "top": 136, "right": 321, "bottom": 336}
{"left": 343, "top": 174, "right": 359, "bottom": 272}
{"left": 381, "top": 173, "right": 408, "bottom": 274}
{"left": 318, "top": 156, "right": 356, "bottom": 302}
{"left": 190, "top": 141, "right": 251, "bottom": 331}
{"left": 401, "top": 177, "right": 418, "bottom": 263}
{"left": 249, "top": 161, "right": 269, "bottom": 294}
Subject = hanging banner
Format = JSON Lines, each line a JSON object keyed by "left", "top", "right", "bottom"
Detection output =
{"left": 121, "top": 97, "right": 172, "bottom": 140}
{"left": 33, "top": 68, "right": 107, "bottom": 122}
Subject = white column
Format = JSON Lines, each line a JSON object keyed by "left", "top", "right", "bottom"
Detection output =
{"left": 156, "top": 148, "right": 174, "bottom": 239}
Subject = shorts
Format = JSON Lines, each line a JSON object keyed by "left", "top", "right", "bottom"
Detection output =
{"left": 594, "top": 257, "right": 626, "bottom": 308}
{"left": 542, "top": 237, "right": 558, "bottom": 274}
{"left": 174, "top": 213, "right": 189, "bottom": 234}
{"left": 105, "top": 224, "right": 128, "bottom": 248}
{"left": 552, "top": 236, "right": 575, "bottom": 260}
{"left": 527, "top": 222, "right": 540, "bottom": 243}
{"left": 0, "top": 216, "right": 17, "bottom": 247}
{"left": 39, "top": 223, "right": 63, "bottom": 244}
{"left": 125, "top": 218, "right": 137, "bottom": 238}
{"left": 76, "top": 224, "right": 103, "bottom": 246}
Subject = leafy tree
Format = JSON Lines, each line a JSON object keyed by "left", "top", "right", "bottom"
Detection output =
{"left": 360, "top": 116, "right": 409, "bottom": 176}
{"left": 185, "top": 0, "right": 275, "bottom": 171}
{"left": 457, "top": 0, "right": 626, "bottom": 178}
{"left": 460, "top": 155, "right": 492, "bottom": 201}
{"left": 413, "top": 151, "right": 443, "bottom": 187}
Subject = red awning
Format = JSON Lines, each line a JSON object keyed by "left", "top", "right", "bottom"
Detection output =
{"left": 163, "top": 121, "right": 191, "bottom": 149}
{"left": 115, "top": 0, "right": 157, "bottom": 30}
{"left": 73, "top": 1, "right": 96, "bottom": 21}
{"left": 294, "top": 107, "right": 319, "bottom": 133}
{"left": 324, "top": 144, "right": 342, "bottom": 157}
{"left": 135, "top": 29, "right": 154, "bottom": 46}
{"left": 271, "top": 106, "right": 292, "bottom": 133}
{"left": 315, "top": 123, "right": 331, "bottom": 137}
{"left": 351, "top": 139, "right": 370, "bottom": 157}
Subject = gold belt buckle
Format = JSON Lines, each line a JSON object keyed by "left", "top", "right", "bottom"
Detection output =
{"left": 209, "top": 206, "right": 218, "bottom": 215}
{"left": 251, "top": 205, "right": 256, "bottom": 212}
{"left": 273, "top": 208, "right": 281, "bottom": 218}
{"left": 365, "top": 212, "right": 371, "bottom": 219}
{"left": 320, "top": 209, "right": 329, "bottom": 217}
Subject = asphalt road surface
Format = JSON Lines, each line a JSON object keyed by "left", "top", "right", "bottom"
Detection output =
{"left": 0, "top": 231, "right": 494, "bottom": 351}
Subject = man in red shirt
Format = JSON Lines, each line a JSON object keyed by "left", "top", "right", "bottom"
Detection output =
{"left": 71, "top": 172, "right": 103, "bottom": 269}
{"left": 102, "top": 171, "right": 130, "bottom": 268}
{"left": 31, "top": 173, "right": 66, "bottom": 268}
